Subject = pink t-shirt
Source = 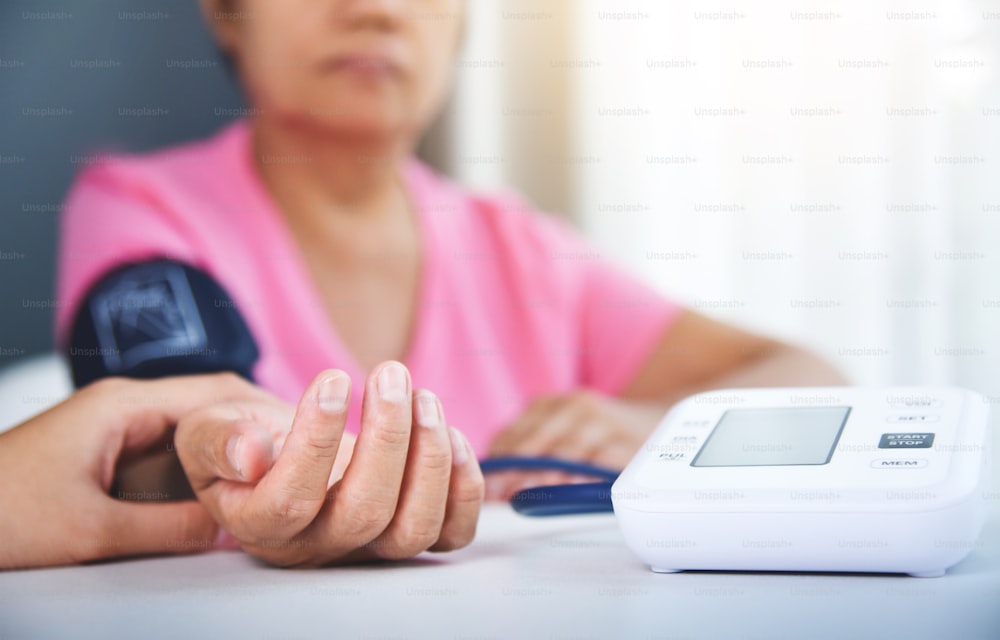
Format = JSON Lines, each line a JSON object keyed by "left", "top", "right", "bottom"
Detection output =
{"left": 56, "top": 121, "right": 681, "bottom": 455}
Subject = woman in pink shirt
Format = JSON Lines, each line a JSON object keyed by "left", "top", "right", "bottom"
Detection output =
{"left": 57, "top": 0, "right": 844, "bottom": 566}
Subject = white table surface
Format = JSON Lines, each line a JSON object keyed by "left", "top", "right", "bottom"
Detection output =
{"left": 1, "top": 502, "right": 998, "bottom": 640}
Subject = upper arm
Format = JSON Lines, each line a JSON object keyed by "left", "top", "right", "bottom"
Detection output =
{"left": 516, "top": 214, "right": 684, "bottom": 396}
{"left": 57, "top": 163, "right": 200, "bottom": 346}
{"left": 55, "top": 165, "right": 262, "bottom": 388}
{"left": 481, "top": 195, "right": 685, "bottom": 397}
{"left": 66, "top": 260, "right": 260, "bottom": 388}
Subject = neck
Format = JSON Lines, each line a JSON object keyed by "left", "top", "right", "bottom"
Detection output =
{"left": 250, "top": 117, "right": 413, "bottom": 224}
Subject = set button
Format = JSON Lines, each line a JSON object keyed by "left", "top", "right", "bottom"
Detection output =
{"left": 885, "top": 414, "right": 939, "bottom": 424}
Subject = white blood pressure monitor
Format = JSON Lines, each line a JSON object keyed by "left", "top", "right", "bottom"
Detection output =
{"left": 611, "top": 387, "right": 992, "bottom": 577}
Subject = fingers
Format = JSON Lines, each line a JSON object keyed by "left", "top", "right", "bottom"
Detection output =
{"left": 365, "top": 390, "right": 453, "bottom": 559}
{"left": 298, "top": 370, "right": 483, "bottom": 565}
{"left": 487, "top": 396, "right": 556, "bottom": 455}
{"left": 306, "top": 362, "right": 413, "bottom": 554}
{"left": 175, "top": 369, "right": 351, "bottom": 548}
{"left": 95, "top": 373, "right": 272, "bottom": 456}
{"left": 98, "top": 500, "right": 218, "bottom": 560}
{"left": 430, "top": 427, "right": 484, "bottom": 551}
{"left": 174, "top": 361, "right": 483, "bottom": 567}
{"left": 245, "top": 370, "right": 351, "bottom": 539}
{"left": 488, "top": 392, "right": 629, "bottom": 465}
{"left": 175, "top": 406, "right": 275, "bottom": 492}
{"left": 512, "top": 402, "right": 582, "bottom": 456}
{"left": 489, "top": 395, "right": 582, "bottom": 459}
{"left": 590, "top": 442, "right": 637, "bottom": 470}
{"left": 547, "top": 419, "right": 609, "bottom": 461}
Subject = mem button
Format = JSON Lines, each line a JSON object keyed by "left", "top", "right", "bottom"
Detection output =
{"left": 871, "top": 458, "right": 929, "bottom": 469}
{"left": 878, "top": 433, "right": 935, "bottom": 449}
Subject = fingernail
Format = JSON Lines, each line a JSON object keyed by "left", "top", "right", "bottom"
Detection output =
{"left": 226, "top": 434, "right": 245, "bottom": 479}
{"left": 377, "top": 361, "right": 409, "bottom": 403}
{"left": 415, "top": 390, "right": 442, "bottom": 428}
{"left": 449, "top": 426, "right": 470, "bottom": 465}
{"left": 318, "top": 373, "right": 350, "bottom": 413}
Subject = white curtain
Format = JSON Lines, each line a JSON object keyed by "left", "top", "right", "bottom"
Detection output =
{"left": 437, "top": 0, "right": 1000, "bottom": 401}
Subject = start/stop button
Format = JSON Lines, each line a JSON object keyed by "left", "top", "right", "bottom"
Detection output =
{"left": 878, "top": 433, "right": 935, "bottom": 449}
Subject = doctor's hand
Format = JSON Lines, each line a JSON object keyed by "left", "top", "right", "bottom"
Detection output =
{"left": 486, "top": 391, "right": 663, "bottom": 500}
{"left": 0, "top": 373, "right": 266, "bottom": 570}
{"left": 175, "top": 361, "right": 484, "bottom": 567}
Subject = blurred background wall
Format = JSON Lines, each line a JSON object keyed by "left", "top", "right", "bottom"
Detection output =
{"left": 0, "top": 0, "right": 245, "bottom": 358}
{"left": 446, "top": 0, "right": 1000, "bottom": 403}
{"left": 2, "top": 0, "right": 999, "bottom": 405}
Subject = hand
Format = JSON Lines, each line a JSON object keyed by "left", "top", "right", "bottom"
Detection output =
{"left": 0, "top": 373, "right": 267, "bottom": 570}
{"left": 175, "top": 361, "right": 484, "bottom": 567}
{"left": 486, "top": 390, "right": 663, "bottom": 500}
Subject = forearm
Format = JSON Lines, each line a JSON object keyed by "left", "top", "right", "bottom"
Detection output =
{"left": 696, "top": 343, "right": 848, "bottom": 391}
{"left": 508, "top": 313, "right": 852, "bottom": 471}
{"left": 634, "top": 344, "right": 849, "bottom": 414}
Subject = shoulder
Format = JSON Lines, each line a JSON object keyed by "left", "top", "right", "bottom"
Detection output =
{"left": 56, "top": 124, "right": 250, "bottom": 339}
{"left": 66, "top": 121, "right": 248, "bottom": 204}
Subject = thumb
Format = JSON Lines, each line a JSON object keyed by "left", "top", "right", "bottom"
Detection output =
{"left": 98, "top": 500, "right": 220, "bottom": 560}
{"left": 176, "top": 406, "right": 275, "bottom": 491}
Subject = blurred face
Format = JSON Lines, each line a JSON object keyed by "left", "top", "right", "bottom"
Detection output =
{"left": 204, "top": 0, "right": 463, "bottom": 142}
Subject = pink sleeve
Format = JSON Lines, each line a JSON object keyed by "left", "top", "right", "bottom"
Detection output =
{"left": 578, "top": 247, "right": 683, "bottom": 395}
{"left": 55, "top": 163, "right": 201, "bottom": 347}
{"left": 517, "top": 206, "right": 683, "bottom": 395}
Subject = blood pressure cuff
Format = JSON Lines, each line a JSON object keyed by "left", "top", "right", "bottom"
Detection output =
{"left": 68, "top": 259, "right": 259, "bottom": 388}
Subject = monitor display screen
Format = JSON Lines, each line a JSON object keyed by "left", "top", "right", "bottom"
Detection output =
{"left": 691, "top": 406, "right": 851, "bottom": 467}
